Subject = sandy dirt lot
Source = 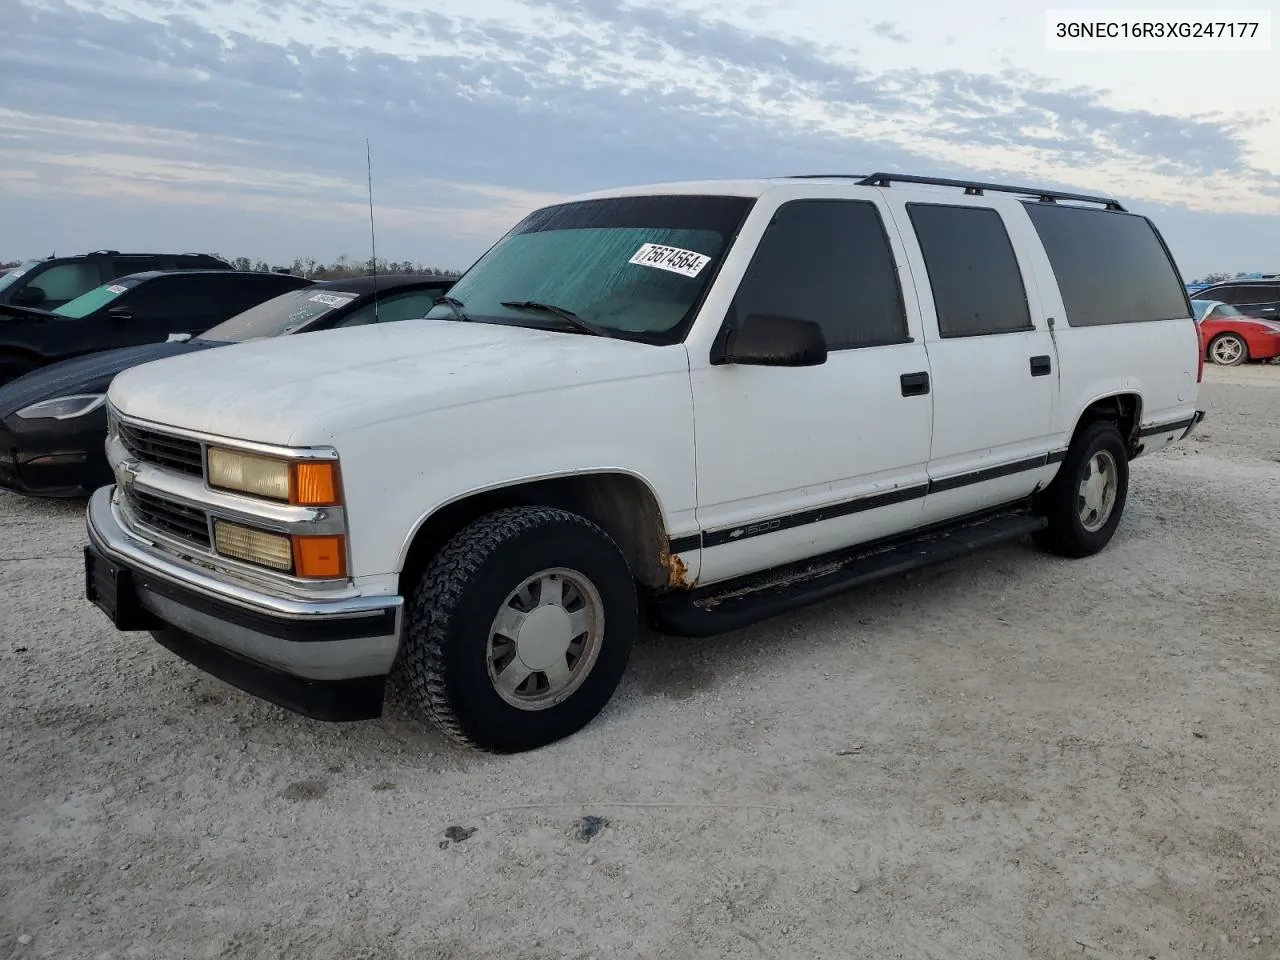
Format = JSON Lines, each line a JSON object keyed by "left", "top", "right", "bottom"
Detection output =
{"left": 2, "top": 366, "right": 1278, "bottom": 960}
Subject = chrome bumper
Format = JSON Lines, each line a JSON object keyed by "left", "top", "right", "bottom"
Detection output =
{"left": 86, "top": 486, "right": 402, "bottom": 681}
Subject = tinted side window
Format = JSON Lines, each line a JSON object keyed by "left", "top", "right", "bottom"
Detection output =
{"left": 1023, "top": 203, "right": 1190, "bottom": 326}
{"left": 731, "top": 199, "right": 908, "bottom": 350}
{"left": 213, "top": 276, "right": 307, "bottom": 318}
{"left": 118, "top": 277, "right": 208, "bottom": 319}
{"left": 1231, "top": 285, "right": 1280, "bottom": 307}
{"left": 112, "top": 258, "right": 160, "bottom": 278}
{"left": 906, "top": 204, "right": 1032, "bottom": 337}
{"left": 30, "top": 263, "right": 103, "bottom": 300}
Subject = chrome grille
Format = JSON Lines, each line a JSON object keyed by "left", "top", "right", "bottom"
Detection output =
{"left": 117, "top": 422, "right": 204, "bottom": 477}
{"left": 126, "top": 488, "right": 212, "bottom": 549}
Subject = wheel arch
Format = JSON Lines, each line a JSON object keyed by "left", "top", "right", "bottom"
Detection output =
{"left": 396, "top": 469, "right": 682, "bottom": 599}
{"left": 1068, "top": 391, "right": 1144, "bottom": 459}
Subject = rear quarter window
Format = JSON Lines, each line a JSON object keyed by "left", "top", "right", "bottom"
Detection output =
{"left": 1022, "top": 203, "right": 1190, "bottom": 326}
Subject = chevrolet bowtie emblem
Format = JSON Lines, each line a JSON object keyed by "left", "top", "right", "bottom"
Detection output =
{"left": 115, "top": 458, "right": 140, "bottom": 486}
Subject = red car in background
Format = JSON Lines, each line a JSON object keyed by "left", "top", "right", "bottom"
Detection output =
{"left": 1192, "top": 299, "right": 1280, "bottom": 366}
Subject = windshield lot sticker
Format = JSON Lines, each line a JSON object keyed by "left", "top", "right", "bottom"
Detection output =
{"left": 629, "top": 243, "right": 711, "bottom": 278}
{"left": 308, "top": 293, "right": 353, "bottom": 306}
{"left": 105, "top": 284, "right": 128, "bottom": 294}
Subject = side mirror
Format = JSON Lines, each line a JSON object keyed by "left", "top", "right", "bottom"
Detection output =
{"left": 12, "top": 286, "right": 45, "bottom": 307}
{"left": 106, "top": 306, "right": 134, "bottom": 322}
{"left": 712, "top": 313, "right": 828, "bottom": 367}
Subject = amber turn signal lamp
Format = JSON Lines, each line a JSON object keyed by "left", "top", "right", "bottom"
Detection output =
{"left": 292, "top": 534, "right": 347, "bottom": 579}
{"left": 290, "top": 461, "right": 340, "bottom": 506}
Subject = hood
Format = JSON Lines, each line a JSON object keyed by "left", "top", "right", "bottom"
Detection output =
{"left": 107, "top": 319, "right": 689, "bottom": 446}
{"left": 0, "top": 340, "right": 219, "bottom": 419}
{"left": 0, "top": 303, "right": 58, "bottom": 322}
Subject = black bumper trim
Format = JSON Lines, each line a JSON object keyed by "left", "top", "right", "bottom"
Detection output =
{"left": 150, "top": 626, "right": 386, "bottom": 722}
{"left": 129, "top": 562, "right": 398, "bottom": 643}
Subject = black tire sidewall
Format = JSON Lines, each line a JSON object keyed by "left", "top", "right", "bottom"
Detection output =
{"left": 422, "top": 513, "right": 636, "bottom": 752}
{"left": 1049, "top": 421, "right": 1129, "bottom": 556}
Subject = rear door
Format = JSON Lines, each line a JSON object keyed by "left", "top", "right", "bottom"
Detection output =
{"left": 882, "top": 196, "right": 1059, "bottom": 525}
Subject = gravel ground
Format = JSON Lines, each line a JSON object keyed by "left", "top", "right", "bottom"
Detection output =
{"left": 2, "top": 366, "right": 1278, "bottom": 960}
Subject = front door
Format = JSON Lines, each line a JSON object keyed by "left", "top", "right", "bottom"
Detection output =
{"left": 689, "top": 196, "right": 935, "bottom": 585}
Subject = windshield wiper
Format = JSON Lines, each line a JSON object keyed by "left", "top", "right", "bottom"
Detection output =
{"left": 499, "top": 300, "right": 613, "bottom": 338}
{"left": 433, "top": 295, "right": 471, "bottom": 321}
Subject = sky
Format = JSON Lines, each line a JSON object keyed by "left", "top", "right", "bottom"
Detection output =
{"left": 2, "top": 0, "right": 1278, "bottom": 279}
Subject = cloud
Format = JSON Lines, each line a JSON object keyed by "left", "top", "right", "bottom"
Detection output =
{"left": 871, "top": 21, "right": 910, "bottom": 43}
{"left": 1, "top": 0, "right": 1277, "bottom": 271}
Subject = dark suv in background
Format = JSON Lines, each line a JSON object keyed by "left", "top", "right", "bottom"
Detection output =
{"left": 1193, "top": 278, "right": 1280, "bottom": 322}
{"left": 0, "top": 251, "right": 232, "bottom": 311}
{"left": 0, "top": 269, "right": 312, "bottom": 384}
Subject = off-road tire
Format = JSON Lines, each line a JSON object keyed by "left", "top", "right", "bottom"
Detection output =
{"left": 1034, "top": 420, "right": 1129, "bottom": 559}
{"left": 401, "top": 506, "right": 637, "bottom": 753}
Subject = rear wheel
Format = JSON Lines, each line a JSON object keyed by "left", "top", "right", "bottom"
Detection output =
{"left": 401, "top": 506, "right": 637, "bottom": 753}
{"left": 1034, "top": 420, "right": 1129, "bottom": 558}
{"left": 1208, "top": 333, "right": 1248, "bottom": 366}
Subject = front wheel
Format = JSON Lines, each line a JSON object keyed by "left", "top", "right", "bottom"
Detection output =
{"left": 1208, "top": 333, "right": 1248, "bottom": 366}
{"left": 1034, "top": 420, "right": 1129, "bottom": 558}
{"left": 401, "top": 506, "right": 637, "bottom": 752}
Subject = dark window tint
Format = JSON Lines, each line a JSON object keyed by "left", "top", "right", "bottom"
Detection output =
{"left": 213, "top": 275, "right": 310, "bottom": 317}
{"left": 1023, "top": 203, "right": 1190, "bottom": 326}
{"left": 112, "top": 257, "right": 161, "bottom": 278}
{"left": 731, "top": 199, "right": 908, "bottom": 350}
{"left": 907, "top": 204, "right": 1032, "bottom": 337}
{"left": 118, "top": 276, "right": 210, "bottom": 320}
{"left": 1219, "top": 284, "right": 1280, "bottom": 308}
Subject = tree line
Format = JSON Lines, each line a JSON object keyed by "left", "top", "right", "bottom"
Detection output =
{"left": 217, "top": 255, "right": 463, "bottom": 279}
{"left": 1, "top": 257, "right": 462, "bottom": 279}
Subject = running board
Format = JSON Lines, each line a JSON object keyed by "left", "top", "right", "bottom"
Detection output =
{"left": 650, "top": 508, "right": 1048, "bottom": 637}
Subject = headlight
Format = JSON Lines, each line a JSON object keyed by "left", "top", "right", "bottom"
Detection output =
{"left": 206, "top": 447, "right": 340, "bottom": 506}
{"left": 14, "top": 394, "right": 107, "bottom": 420}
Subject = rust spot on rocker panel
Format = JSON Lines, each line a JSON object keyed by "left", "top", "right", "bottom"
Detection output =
{"left": 659, "top": 547, "right": 691, "bottom": 589}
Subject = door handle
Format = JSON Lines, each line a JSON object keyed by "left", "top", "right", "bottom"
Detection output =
{"left": 900, "top": 371, "right": 930, "bottom": 396}
{"left": 1030, "top": 355, "right": 1052, "bottom": 377}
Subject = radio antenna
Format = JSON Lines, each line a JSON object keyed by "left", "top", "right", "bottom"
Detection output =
{"left": 366, "top": 138, "right": 379, "bottom": 321}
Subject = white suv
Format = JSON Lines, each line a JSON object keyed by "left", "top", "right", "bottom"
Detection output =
{"left": 84, "top": 173, "right": 1206, "bottom": 752}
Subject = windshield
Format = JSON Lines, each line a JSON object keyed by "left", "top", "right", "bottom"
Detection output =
{"left": 1193, "top": 299, "right": 1240, "bottom": 320}
{"left": 0, "top": 260, "right": 39, "bottom": 293}
{"left": 423, "top": 194, "right": 755, "bottom": 344}
{"left": 198, "top": 288, "right": 359, "bottom": 342}
{"left": 53, "top": 276, "right": 146, "bottom": 318}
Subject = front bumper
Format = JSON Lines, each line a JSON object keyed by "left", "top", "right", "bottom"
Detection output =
{"left": 0, "top": 411, "right": 113, "bottom": 497}
{"left": 84, "top": 486, "right": 403, "bottom": 721}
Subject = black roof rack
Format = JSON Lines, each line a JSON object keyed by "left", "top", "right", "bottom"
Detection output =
{"left": 783, "top": 172, "right": 1125, "bottom": 211}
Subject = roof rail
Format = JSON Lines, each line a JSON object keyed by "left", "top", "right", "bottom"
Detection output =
{"left": 855, "top": 172, "right": 1126, "bottom": 211}
{"left": 785, "top": 174, "right": 869, "bottom": 181}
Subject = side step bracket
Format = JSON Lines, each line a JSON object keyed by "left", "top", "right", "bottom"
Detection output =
{"left": 650, "top": 507, "right": 1047, "bottom": 637}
